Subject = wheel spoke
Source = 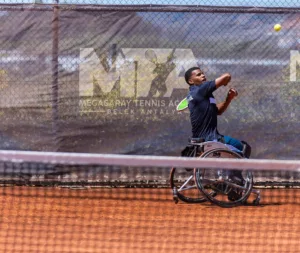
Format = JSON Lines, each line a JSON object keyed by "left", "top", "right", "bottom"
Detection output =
{"left": 194, "top": 148, "right": 254, "bottom": 207}
{"left": 178, "top": 185, "right": 197, "bottom": 192}
{"left": 179, "top": 175, "right": 194, "bottom": 189}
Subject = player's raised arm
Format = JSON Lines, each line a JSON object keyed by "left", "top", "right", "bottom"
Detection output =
{"left": 217, "top": 88, "right": 238, "bottom": 115}
{"left": 215, "top": 73, "right": 231, "bottom": 88}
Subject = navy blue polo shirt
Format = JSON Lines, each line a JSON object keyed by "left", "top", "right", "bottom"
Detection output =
{"left": 187, "top": 80, "right": 222, "bottom": 140}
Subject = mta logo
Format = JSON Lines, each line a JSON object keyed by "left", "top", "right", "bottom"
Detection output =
{"left": 290, "top": 50, "right": 300, "bottom": 81}
{"left": 79, "top": 48, "right": 198, "bottom": 98}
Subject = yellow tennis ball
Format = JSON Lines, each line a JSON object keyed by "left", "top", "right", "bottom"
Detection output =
{"left": 274, "top": 24, "right": 281, "bottom": 32}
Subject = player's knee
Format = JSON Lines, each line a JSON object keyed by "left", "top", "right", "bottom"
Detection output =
{"left": 241, "top": 140, "right": 251, "bottom": 158}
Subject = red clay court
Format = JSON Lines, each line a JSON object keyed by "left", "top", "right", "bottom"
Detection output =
{"left": 1, "top": 187, "right": 299, "bottom": 253}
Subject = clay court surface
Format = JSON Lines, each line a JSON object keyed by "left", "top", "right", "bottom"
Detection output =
{"left": 1, "top": 186, "right": 300, "bottom": 253}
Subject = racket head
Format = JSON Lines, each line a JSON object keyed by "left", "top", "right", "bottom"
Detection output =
{"left": 145, "top": 49, "right": 158, "bottom": 64}
{"left": 176, "top": 98, "right": 188, "bottom": 111}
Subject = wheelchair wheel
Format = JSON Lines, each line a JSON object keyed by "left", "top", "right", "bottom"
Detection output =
{"left": 194, "top": 148, "right": 253, "bottom": 208}
{"left": 170, "top": 167, "right": 207, "bottom": 203}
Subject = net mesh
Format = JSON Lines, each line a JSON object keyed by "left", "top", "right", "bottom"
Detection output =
{"left": 1, "top": 151, "right": 300, "bottom": 252}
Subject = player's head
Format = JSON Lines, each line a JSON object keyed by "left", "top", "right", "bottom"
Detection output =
{"left": 185, "top": 67, "right": 206, "bottom": 86}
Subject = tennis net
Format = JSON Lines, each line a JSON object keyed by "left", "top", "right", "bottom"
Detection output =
{"left": 1, "top": 150, "right": 300, "bottom": 253}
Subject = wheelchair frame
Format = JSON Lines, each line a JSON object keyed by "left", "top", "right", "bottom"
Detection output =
{"left": 170, "top": 139, "right": 260, "bottom": 208}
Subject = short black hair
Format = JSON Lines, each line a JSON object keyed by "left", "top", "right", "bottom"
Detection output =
{"left": 185, "top": 67, "right": 200, "bottom": 85}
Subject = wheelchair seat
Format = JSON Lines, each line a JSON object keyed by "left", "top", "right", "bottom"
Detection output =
{"left": 188, "top": 138, "right": 251, "bottom": 159}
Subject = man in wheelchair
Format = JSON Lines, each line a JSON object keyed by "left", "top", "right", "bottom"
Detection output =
{"left": 184, "top": 67, "right": 251, "bottom": 190}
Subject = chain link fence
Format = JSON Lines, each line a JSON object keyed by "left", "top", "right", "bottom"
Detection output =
{"left": 0, "top": 1, "right": 299, "bottom": 158}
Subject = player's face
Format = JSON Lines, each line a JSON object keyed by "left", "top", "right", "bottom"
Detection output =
{"left": 189, "top": 69, "right": 206, "bottom": 85}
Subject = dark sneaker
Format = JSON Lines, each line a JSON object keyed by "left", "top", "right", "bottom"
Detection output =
{"left": 228, "top": 189, "right": 243, "bottom": 201}
{"left": 229, "top": 170, "right": 245, "bottom": 186}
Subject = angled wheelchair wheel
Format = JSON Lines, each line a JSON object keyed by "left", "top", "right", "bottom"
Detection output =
{"left": 170, "top": 167, "right": 207, "bottom": 203}
{"left": 194, "top": 148, "right": 253, "bottom": 208}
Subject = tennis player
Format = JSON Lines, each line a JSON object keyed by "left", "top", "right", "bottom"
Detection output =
{"left": 184, "top": 67, "right": 251, "bottom": 188}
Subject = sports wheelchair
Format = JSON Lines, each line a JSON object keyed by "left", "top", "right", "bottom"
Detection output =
{"left": 170, "top": 138, "right": 260, "bottom": 208}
